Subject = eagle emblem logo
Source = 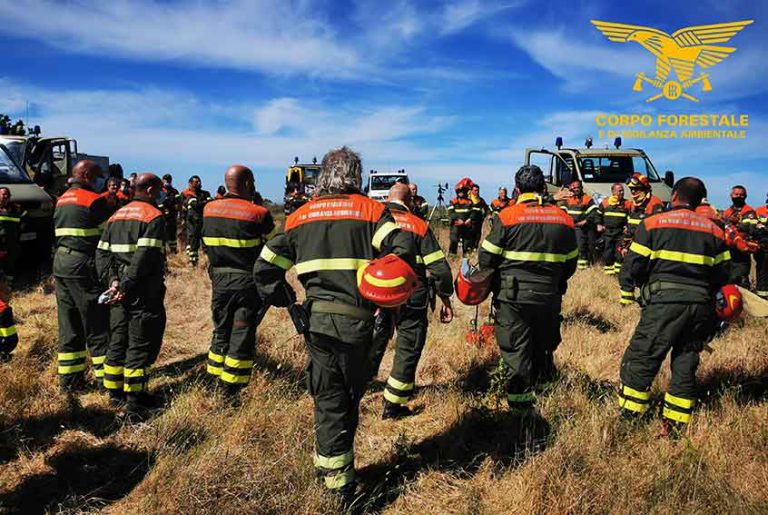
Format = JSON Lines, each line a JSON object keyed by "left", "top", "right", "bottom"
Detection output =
{"left": 591, "top": 20, "right": 753, "bottom": 102}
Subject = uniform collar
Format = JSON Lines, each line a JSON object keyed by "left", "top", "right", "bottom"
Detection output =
{"left": 517, "top": 192, "right": 542, "bottom": 204}
{"left": 386, "top": 201, "right": 410, "bottom": 213}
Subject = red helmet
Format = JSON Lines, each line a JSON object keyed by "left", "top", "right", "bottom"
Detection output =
{"left": 626, "top": 173, "right": 651, "bottom": 191}
{"left": 715, "top": 284, "right": 743, "bottom": 321}
{"left": 357, "top": 254, "right": 418, "bottom": 308}
{"left": 455, "top": 259, "right": 493, "bottom": 306}
{"left": 455, "top": 177, "right": 476, "bottom": 192}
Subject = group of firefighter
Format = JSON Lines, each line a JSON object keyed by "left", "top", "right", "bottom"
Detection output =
{"left": 0, "top": 145, "right": 767, "bottom": 506}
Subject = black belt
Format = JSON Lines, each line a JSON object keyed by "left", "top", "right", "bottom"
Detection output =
{"left": 646, "top": 281, "right": 710, "bottom": 295}
{"left": 312, "top": 300, "right": 374, "bottom": 321}
{"left": 210, "top": 266, "right": 251, "bottom": 275}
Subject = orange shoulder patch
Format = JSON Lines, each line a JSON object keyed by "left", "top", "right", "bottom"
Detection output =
{"left": 392, "top": 210, "right": 428, "bottom": 237}
{"left": 109, "top": 201, "right": 163, "bottom": 223}
{"left": 286, "top": 194, "right": 384, "bottom": 231}
{"left": 204, "top": 198, "right": 266, "bottom": 222}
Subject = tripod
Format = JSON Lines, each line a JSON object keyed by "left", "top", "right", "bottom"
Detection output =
{"left": 428, "top": 183, "right": 450, "bottom": 225}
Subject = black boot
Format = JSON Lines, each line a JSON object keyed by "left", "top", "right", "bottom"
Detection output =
{"left": 382, "top": 399, "right": 413, "bottom": 420}
{"left": 108, "top": 390, "right": 126, "bottom": 407}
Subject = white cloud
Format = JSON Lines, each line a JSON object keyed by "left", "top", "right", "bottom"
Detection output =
{"left": 441, "top": 0, "right": 523, "bottom": 35}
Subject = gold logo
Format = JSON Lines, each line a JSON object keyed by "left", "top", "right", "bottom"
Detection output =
{"left": 591, "top": 20, "right": 753, "bottom": 102}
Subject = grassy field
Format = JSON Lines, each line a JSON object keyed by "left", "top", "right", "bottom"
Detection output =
{"left": 1, "top": 233, "right": 767, "bottom": 514}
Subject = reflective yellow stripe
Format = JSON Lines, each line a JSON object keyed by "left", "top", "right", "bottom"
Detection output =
{"left": 742, "top": 219, "right": 758, "bottom": 225}
{"left": 603, "top": 212, "right": 628, "bottom": 218}
{"left": 384, "top": 390, "right": 410, "bottom": 404}
{"left": 620, "top": 290, "right": 634, "bottom": 298}
{"left": 97, "top": 240, "right": 111, "bottom": 251}
{"left": 206, "top": 364, "right": 223, "bottom": 376}
{"left": 422, "top": 249, "right": 445, "bottom": 265}
{"left": 566, "top": 210, "right": 585, "bottom": 215}
{"left": 224, "top": 356, "right": 253, "bottom": 369}
{"left": 124, "top": 383, "right": 145, "bottom": 392}
{"left": 295, "top": 258, "right": 368, "bottom": 275}
{"left": 104, "top": 364, "right": 124, "bottom": 375}
{"left": 628, "top": 218, "right": 641, "bottom": 225}
{"left": 0, "top": 325, "right": 17, "bottom": 337}
{"left": 0, "top": 215, "right": 21, "bottom": 223}
{"left": 618, "top": 396, "right": 649, "bottom": 413}
{"left": 363, "top": 273, "right": 406, "bottom": 288}
{"left": 202, "top": 236, "right": 262, "bottom": 248}
{"left": 629, "top": 242, "right": 652, "bottom": 257}
{"left": 260, "top": 246, "right": 293, "bottom": 270}
{"left": 501, "top": 249, "right": 578, "bottom": 263}
{"left": 314, "top": 450, "right": 354, "bottom": 470}
{"left": 387, "top": 376, "right": 414, "bottom": 391}
{"left": 620, "top": 298, "right": 634, "bottom": 305}
{"left": 714, "top": 251, "right": 730, "bottom": 264}
{"left": 137, "top": 237, "right": 164, "bottom": 248}
{"left": 324, "top": 469, "right": 356, "bottom": 489}
{"left": 110, "top": 243, "right": 138, "bottom": 253}
{"left": 481, "top": 239, "right": 504, "bottom": 255}
{"left": 372, "top": 221, "right": 397, "bottom": 251}
{"left": 622, "top": 384, "right": 651, "bottom": 400}
{"left": 94, "top": 369, "right": 105, "bottom": 378}
{"left": 103, "top": 379, "right": 123, "bottom": 389}
{"left": 124, "top": 368, "right": 145, "bottom": 378}
{"left": 58, "top": 351, "right": 87, "bottom": 361}
{"left": 208, "top": 351, "right": 224, "bottom": 363}
{"left": 585, "top": 205, "right": 597, "bottom": 214}
{"left": 507, "top": 392, "right": 536, "bottom": 403}
{"left": 91, "top": 355, "right": 106, "bottom": 365}
{"left": 664, "top": 393, "right": 695, "bottom": 409}
{"left": 415, "top": 256, "right": 424, "bottom": 264}
{"left": 58, "top": 364, "right": 87, "bottom": 374}
{"left": 220, "top": 371, "right": 250, "bottom": 384}
{"left": 649, "top": 250, "right": 716, "bottom": 266}
{"left": 55, "top": 227, "right": 101, "bottom": 237}
{"left": 663, "top": 407, "right": 691, "bottom": 423}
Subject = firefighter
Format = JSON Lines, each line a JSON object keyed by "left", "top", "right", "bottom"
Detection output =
{"left": 202, "top": 165, "right": 274, "bottom": 394}
{"left": 181, "top": 175, "right": 211, "bottom": 266}
{"left": 215, "top": 185, "right": 226, "bottom": 199}
{"left": 490, "top": 187, "right": 513, "bottom": 216}
{"left": 468, "top": 185, "right": 489, "bottom": 251}
{"left": 0, "top": 187, "right": 22, "bottom": 285}
{"left": 448, "top": 179, "right": 474, "bottom": 256}
{"left": 559, "top": 180, "right": 598, "bottom": 270}
{"left": 479, "top": 165, "right": 577, "bottom": 413}
{"left": 597, "top": 183, "right": 632, "bottom": 276}
{"left": 161, "top": 174, "right": 181, "bottom": 254}
{"left": 53, "top": 161, "right": 112, "bottom": 393}
{"left": 96, "top": 173, "right": 167, "bottom": 416}
{"left": 618, "top": 174, "right": 665, "bottom": 305}
{"left": 0, "top": 267, "right": 17, "bottom": 361}
{"left": 755, "top": 194, "right": 768, "bottom": 299}
{"left": 618, "top": 178, "right": 729, "bottom": 431}
{"left": 409, "top": 183, "right": 429, "bottom": 220}
{"left": 101, "top": 177, "right": 126, "bottom": 215}
{"left": 253, "top": 146, "right": 416, "bottom": 500}
{"left": 372, "top": 183, "right": 454, "bottom": 419}
{"left": 722, "top": 185, "right": 758, "bottom": 288}
{"left": 695, "top": 198, "right": 722, "bottom": 227}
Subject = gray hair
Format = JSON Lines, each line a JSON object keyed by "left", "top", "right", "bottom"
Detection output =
{"left": 316, "top": 146, "right": 362, "bottom": 196}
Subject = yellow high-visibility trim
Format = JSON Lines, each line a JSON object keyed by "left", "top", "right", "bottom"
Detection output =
{"left": 324, "top": 469, "right": 356, "bottom": 490}
{"left": 629, "top": 242, "right": 652, "bottom": 257}
{"left": 620, "top": 298, "right": 635, "bottom": 305}
{"left": 422, "top": 249, "right": 445, "bottom": 265}
{"left": 383, "top": 390, "right": 410, "bottom": 404}
{"left": 363, "top": 273, "right": 406, "bottom": 288}
{"left": 622, "top": 384, "right": 651, "bottom": 400}
{"left": 94, "top": 369, "right": 105, "bottom": 378}
{"left": 628, "top": 218, "right": 642, "bottom": 225}
{"left": 104, "top": 364, "right": 124, "bottom": 375}
{"left": 566, "top": 210, "right": 585, "bottom": 215}
{"left": 663, "top": 407, "right": 691, "bottom": 424}
{"left": 124, "top": 368, "right": 145, "bottom": 378}
{"left": 206, "top": 364, "right": 223, "bottom": 376}
{"left": 649, "top": 249, "right": 716, "bottom": 266}
{"left": 372, "top": 221, "right": 397, "bottom": 251}
{"left": 110, "top": 243, "right": 138, "bottom": 253}
{"left": 58, "top": 350, "right": 87, "bottom": 361}
{"left": 207, "top": 351, "right": 224, "bottom": 363}
{"left": 664, "top": 392, "right": 695, "bottom": 409}
{"left": 0, "top": 325, "right": 17, "bottom": 337}
{"left": 55, "top": 227, "right": 101, "bottom": 237}
{"left": 295, "top": 258, "right": 368, "bottom": 275}
{"left": 224, "top": 356, "right": 254, "bottom": 369}
{"left": 103, "top": 379, "right": 123, "bottom": 390}
{"left": 97, "top": 240, "right": 111, "bottom": 251}
{"left": 387, "top": 376, "right": 414, "bottom": 391}
{"left": 501, "top": 249, "right": 578, "bottom": 263}
{"left": 137, "top": 237, "right": 164, "bottom": 248}
{"left": 314, "top": 450, "right": 354, "bottom": 470}
{"left": 481, "top": 239, "right": 504, "bottom": 255}
{"left": 742, "top": 218, "right": 758, "bottom": 225}
{"left": 0, "top": 215, "right": 20, "bottom": 223}
{"left": 620, "top": 290, "right": 634, "bottom": 298}
{"left": 260, "top": 246, "right": 293, "bottom": 270}
{"left": 220, "top": 371, "right": 250, "bottom": 384}
{"left": 618, "top": 396, "right": 649, "bottom": 413}
{"left": 714, "top": 251, "right": 731, "bottom": 264}
{"left": 91, "top": 355, "right": 106, "bottom": 365}
{"left": 202, "top": 236, "right": 262, "bottom": 248}
{"left": 124, "top": 383, "right": 145, "bottom": 392}
{"left": 585, "top": 205, "right": 597, "bottom": 214}
{"left": 58, "top": 364, "right": 87, "bottom": 374}
{"left": 603, "top": 212, "right": 628, "bottom": 218}
{"left": 415, "top": 256, "right": 424, "bottom": 264}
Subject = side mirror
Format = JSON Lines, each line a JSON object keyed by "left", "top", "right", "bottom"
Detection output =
{"left": 664, "top": 170, "right": 674, "bottom": 188}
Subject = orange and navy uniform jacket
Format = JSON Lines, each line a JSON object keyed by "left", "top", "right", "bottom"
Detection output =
{"left": 181, "top": 187, "right": 212, "bottom": 222}
{"left": 479, "top": 193, "right": 578, "bottom": 304}
{"left": 411, "top": 194, "right": 429, "bottom": 220}
{"left": 160, "top": 185, "right": 181, "bottom": 218}
{"left": 755, "top": 205, "right": 768, "bottom": 246}
{"left": 490, "top": 197, "right": 513, "bottom": 216}
{"left": 95, "top": 199, "right": 166, "bottom": 291}
{"left": 202, "top": 194, "right": 275, "bottom": 289}
{"left": 626, "top": 195, "right": 665, "bottom": 238}
{"left": 624, "top": 206, "right": 730, "bottom": 302}
{"left": 0, "top": 299, "right": 18, "bottom": 355}
{"left": 53, "top": 182, "right": 112, "bottom": 256}
{"left": 559, "top": 194, "right": 598, "bottom": 226}
{"left": 448, "top": 196, "right": 474, "bottom": 225}
{"left": 722, "top": 204, "right": 758, "bottom": 239}
{"left": 101, "top": 191, "right": 129, "bottom": 215}
{"left": 386, "top": 201, "right": 453, "bottom": 307}
{"left": 695, "top": 203, "right": 723, "bottom": 227}
{"left": 597, "top": 197, "right": 633, "bottom": 231}
{"left": 255, "top": 193, "right": 416, "bottom": 316}
{"left": 0, "top": 203, "right": 23, "bottom": 269}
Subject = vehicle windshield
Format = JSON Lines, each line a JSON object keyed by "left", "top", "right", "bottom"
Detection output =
{"left": 577, "top": 155, "right": 660, "bottom": 183}
{"left": 3, "top": 141, "right": 24, "bottom": 167}
{"left": 0, "top": 146, "right": 31, "bottom": 184}
{"left": 371, "top": 175, "right": 408, "bottom": 190}
{"left": 303, "top": 167, "right": 320, "bottom": 185}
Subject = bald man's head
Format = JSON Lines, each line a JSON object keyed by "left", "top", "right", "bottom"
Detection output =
{"left": 134, "top": 173, "right": 163, "bottom": 202}
{"left": 224, "top": 165, "right": 255, "bottom": 199}
{"left": 72, "top": 160, "right": 102, "bottom": 187}
{"left": 388, "top": 182, "right": 412, "bottom": 208}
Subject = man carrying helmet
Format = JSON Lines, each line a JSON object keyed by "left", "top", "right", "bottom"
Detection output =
{"left": 447, "top": 178, "right": 475, "bottom": 256}
{"left": 597, "top": 183, "right": 632, "bottom": 276}
{"left": 618, "top": 177, "right": 730, "bottom": 432}
{"left": 491, "top": 187, "right": 513, "bottom": 216}
{"left": 371, "top": 183, "right": 454, "bottom": 420}
{"left": 181, "top": 175, "right": 211, "bottom": 266}
{"left": 722, "top": 185, "right": 758, "bottom": 288}
{"left": 468, "top": 184, "right": 489, "bottom": 251}
{"left": 478, "top": 165, "right": 577, "bottom": 414}
{"left": 618, "top": 173, "right": 665, "bottom": 305}
{"left": 558, "top": 180, "right": 598, "bottom": 270}
{"left": 253, "top": 146, "right": 416, "bottom": 502}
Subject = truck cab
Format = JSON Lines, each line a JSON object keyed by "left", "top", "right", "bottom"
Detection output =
{"left": 525, "top": 137, "right": 674, "bottom": 204}
{"left": 284, "top": 157, "right": 321, "bottom": 215}
{"left": 366, "top": 169, "right": 409, "bottom": 201}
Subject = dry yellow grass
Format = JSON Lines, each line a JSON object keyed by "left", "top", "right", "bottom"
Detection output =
{"left": 1, "top": 239, "right": 767, "bottom": 514}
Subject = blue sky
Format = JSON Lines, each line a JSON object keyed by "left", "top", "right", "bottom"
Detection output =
{"left": 1, "top": 0, "right": 766, "bottom": 207}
